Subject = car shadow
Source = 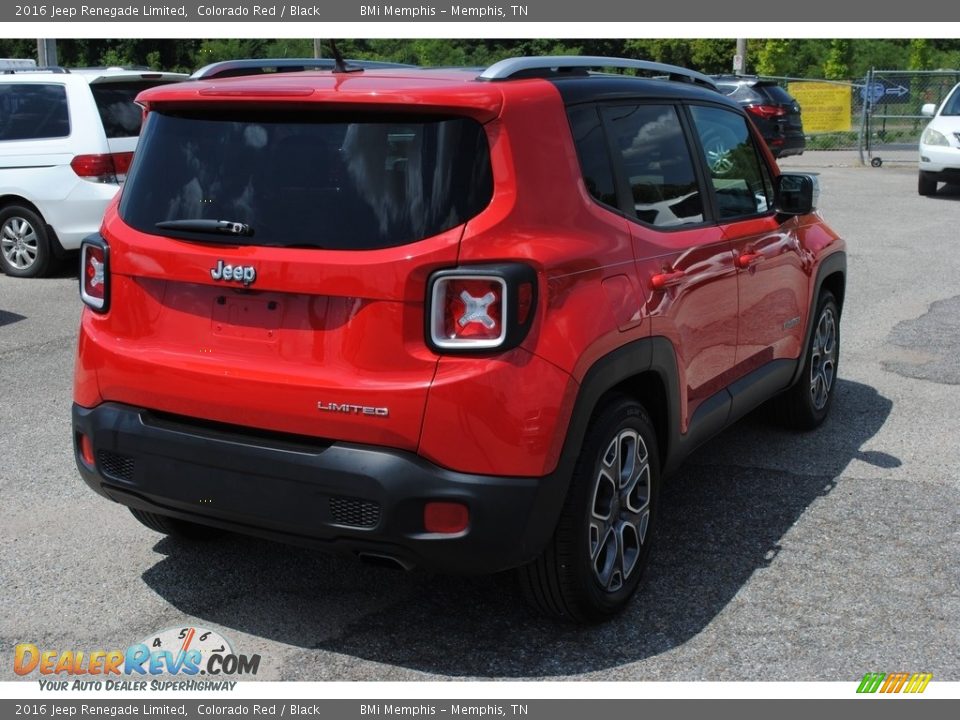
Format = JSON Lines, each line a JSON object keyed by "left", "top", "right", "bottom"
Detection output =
{"left": 140, "top": 378, "right": 896, "bottom": 677}
{"left": 0, "top": 309, "right": 27, "bottom": 327}
{"left": 927, "top": 183, "right": 960, "bottom": 201}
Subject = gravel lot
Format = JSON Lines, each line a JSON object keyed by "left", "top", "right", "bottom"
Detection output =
{"left": 1, "top": 155, "right": 958, "bottom": 683}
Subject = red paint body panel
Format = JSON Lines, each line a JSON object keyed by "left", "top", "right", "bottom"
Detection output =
{"left": 74, "top": 69, "right": 846, "bottom": 482}
{"left": 633, "top": 223, "right": 737, "bottom": 431}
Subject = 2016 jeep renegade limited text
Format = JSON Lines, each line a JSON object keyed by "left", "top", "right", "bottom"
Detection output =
{"left": 73, "top": 56, "right": 846, "bottom": 622}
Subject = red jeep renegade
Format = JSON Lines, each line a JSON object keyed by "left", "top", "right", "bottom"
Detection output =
{"left": 72, "top": 56, "right": 846, "bottom": 622}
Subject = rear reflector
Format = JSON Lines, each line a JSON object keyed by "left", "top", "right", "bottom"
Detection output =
{"left": 78, "top": 434, "right": 95, "bottom": 467}
{"left": 423, "top": 502, "right": 469, "bottom": 534}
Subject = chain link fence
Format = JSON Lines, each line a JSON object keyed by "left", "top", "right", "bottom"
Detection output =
{"left": 754, "top": 71, "right": 960, "bottom": 165}
{"left": 858, "top": 69, "right": 960, "bottom": 166}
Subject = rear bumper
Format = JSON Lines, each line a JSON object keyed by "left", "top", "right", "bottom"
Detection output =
{"left": 770, "top": 133, "right": 805, "bottom": 158}
{"left": 72, "top": 402, "right": 564, "bottom": 574}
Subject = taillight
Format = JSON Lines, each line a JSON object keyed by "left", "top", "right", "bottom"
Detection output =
{"left": 80, "top": 236, "right": 109, "bottom": 313}
{"left": 70, "top": 152, "right": 133, "bottom": 184}
{"left": 746, "top": 104, "right": 788, "bottom": 120}
{"left": 111, "top": 152, "right": 134, "bottom": 182}
{"left": 427, "top": 264, "right": 537, "bottom": 352}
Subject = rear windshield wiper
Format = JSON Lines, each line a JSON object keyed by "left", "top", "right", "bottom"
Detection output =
{"left": 155, "top": 219, "right": 254, "bottom": 236}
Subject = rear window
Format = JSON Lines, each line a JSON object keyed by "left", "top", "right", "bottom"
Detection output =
{"left": 717, "top": 82, "right": 764, "bottom": 104}
{"left": 0, "top": 83, "right": 69, "bottom": 141}
{"left": 757, "top": 84, "right": 796, "bottom": 105}
{"left": 90, "top": 81, "right": 178, "bottom": 138}
{"left": 120, "top": 109, "right": 493, "bottom": 250}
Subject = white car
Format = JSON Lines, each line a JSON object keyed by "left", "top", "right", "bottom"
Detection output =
{"left": 0, "top": 62, "right": 187, "bottom": 277}
{"left": 919, "top": 81, "right": 960, "bottom": 197}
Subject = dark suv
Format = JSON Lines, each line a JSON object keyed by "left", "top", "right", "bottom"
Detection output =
{"left": 72, "top": 56, "right": 845, "bottom": 622}
{"left": 713, "top": 75, "right": 806, "bottom": 158}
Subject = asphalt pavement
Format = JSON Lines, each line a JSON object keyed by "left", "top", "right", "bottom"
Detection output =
{"left": 1, "top": 154, "right": 958, "bottom": 682}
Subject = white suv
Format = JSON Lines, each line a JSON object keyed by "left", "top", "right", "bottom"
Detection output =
{"left": 919, "top": 81, "right": 960, "bottom": 196}
{"left": 0, "top": 63, "right": 186, "bottom": 277}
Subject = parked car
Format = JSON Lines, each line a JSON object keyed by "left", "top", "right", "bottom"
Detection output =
{"left": 72, "top": 56, "right": 846, "bottom": 622}
{"left": 918, "top": 81, "right": 960, "bottom": 196}
{"left": 0, "top": 63, "right": 187, "bottom": 277}
{"left": 712, "top": 75, "right": 806, "bottom": 158}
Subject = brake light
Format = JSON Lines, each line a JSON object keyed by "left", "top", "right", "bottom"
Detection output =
{"left": 70, "top": 152, "right": 133, "bottom": 184}
{"left": 80, "top": 238, "right": 109, "bottom": 313}
{"left": 427, "top": 264, "right": 537, "bottom": 352}
{"left": 746, "top": 104, "right": 788, "bottom": 120}
{"left": 436, "top": 276, "right": 506, "bottom": 346}
{"left": 111, "top": 152, "right": 134, "bottom": 181}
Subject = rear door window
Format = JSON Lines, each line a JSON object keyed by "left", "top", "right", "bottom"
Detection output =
{"left": 567, "top": 105, "right": 618, "bottom": 209}
{"left": 689, "top": 105, "right": 775, "bottom": 220}
{"left": 602, "top": 104, "right": 704, "bottom": 228}
{"left": 0, "top": 84, "right": 69, "bottom": 141}
{"left": 120, "top": 110, "right": 493, "bottom": 250}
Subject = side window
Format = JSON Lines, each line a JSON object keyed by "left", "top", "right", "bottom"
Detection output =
{"left": 689, "top": 105, "right": 775, "bottom": 220}
{"left": 602, "top": 104, "right": 704, "bottom": 228}
{"left": 0, "top": 84, "right": 70, "bottom": 141}
{"left": 567, "top": 105, "right": 618, "bottom": 209}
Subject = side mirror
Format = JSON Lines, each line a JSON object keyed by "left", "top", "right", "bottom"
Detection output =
{"left": 921, "top": 103, "right": 937, "bottom": 118}
{"left": 776, "top": 173, "right": 819, "bottom": 215}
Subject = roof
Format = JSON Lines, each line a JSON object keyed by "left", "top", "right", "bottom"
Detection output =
{"left": 135, "top": 58, "right": 735, "bottom": 118}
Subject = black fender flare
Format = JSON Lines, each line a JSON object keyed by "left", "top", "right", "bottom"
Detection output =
{"left": 790, "top": 250, "right": 846, "bottom": 388}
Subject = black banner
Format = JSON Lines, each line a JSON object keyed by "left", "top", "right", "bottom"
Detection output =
{"left": 1, "top": 0, "right": 944, "bottom": 22}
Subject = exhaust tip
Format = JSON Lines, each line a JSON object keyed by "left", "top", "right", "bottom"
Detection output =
{"left": 357, "top": 552, "right": 415, "bottom": 571}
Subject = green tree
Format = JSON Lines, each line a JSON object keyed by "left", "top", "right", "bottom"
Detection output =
{"left": 755, "top": 39, "right": 792, "bottom": 76}
{"left": 824, "top": 39, "right": 852, "bottom": 80}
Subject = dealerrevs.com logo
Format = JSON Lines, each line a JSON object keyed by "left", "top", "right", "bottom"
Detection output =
{"left": 14, "top": 626, "right": 260, "bottom": 691}
{"left": 857, "top": 672, "right": 933, "bottom": 694}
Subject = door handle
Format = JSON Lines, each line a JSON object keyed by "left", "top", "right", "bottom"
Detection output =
{"left": 650, "top": 270, "right": 686, "bottom": 290}
{"left": 736, "top": 252, "right": 764, "bottom": 269}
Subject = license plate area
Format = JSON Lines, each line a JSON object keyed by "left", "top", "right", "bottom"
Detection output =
{"left": 211, "top": 294, "right": 281, "bottom": 342}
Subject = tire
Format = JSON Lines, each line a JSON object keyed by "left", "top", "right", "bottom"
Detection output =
{"left": 129, "top": 508, "right": 223, "bottom": 541}
{"left": 519, "top": 395, "right": 660, "bottom": 622}
{"left": 773, "top": 290, "right": 840, "bottom": 431}
{"left": 918, "top": 171, "right": 938, "bottom": 197}
{"left": 0, "top": 204, "right": 52, "bottom": 278}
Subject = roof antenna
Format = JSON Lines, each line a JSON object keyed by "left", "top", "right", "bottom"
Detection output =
{"left": 328, "top": 40, "right": 362, "bottom": 74}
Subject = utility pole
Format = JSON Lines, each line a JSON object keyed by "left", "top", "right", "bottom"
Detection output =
{"left": 313, "top": 39, "right": 323, "bottom": 59}
{"left": 733, "top": 38, "right": 746, "bottom": 75}
{"left": 37, "top": 39, "right": 58, "bottom": 67}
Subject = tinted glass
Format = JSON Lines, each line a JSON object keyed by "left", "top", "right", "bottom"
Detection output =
{"left": 0, "top": 84, "right": 69, "bottom": 141}
{"left": 90, "top": 81, "right": 175, "bottom": 138}
{"left": 120, "top": 110, "right": 493, "bottom": 250}
{"left": 567, "top": 105, "right": 617, "bottom": 208}
{"left": 603, "top": 104, "right": 703, "bottom": 227}
{"left": 942, "top": 86, "right": 960, "bottom": 116}
{"left": 758, "top": 84, "right": 797, "bottom": 105}
{"left": 690, "top": 105, "right": 774, "bottom": 220}
{"left": 717, "top": 82, "right": 764, "bottom": 104}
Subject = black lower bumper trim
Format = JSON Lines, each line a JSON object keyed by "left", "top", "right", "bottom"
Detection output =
{"left": 72, "top": 403, "right": 565, "bottom": 574}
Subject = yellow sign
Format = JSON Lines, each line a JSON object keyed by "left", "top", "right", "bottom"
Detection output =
{"left": 788, "top": 82, "right": 852, "bottom": 133}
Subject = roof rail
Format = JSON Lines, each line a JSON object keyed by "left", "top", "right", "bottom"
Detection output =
{"left": 0, "top": 58, "right": 37, "bottom": 70}
{"left": 479, "top": 56, "right": 717, "bottom": 90}
{"left": 0, "top": 66, "right": 69, "bottom": 75}
{"left": 191, "top": 58, "right": 415, "bottom": 81}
